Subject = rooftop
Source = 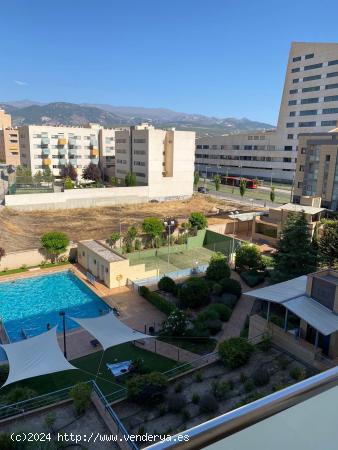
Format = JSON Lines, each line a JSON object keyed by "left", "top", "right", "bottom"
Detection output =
{"left": 79, "top": 240, "right": 124, "bottom": 263}
{"left": 273, "top": 203, "right": 325, "bottom": 215}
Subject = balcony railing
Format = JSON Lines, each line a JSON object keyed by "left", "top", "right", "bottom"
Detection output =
{"left": 58, "top": 137, "right": 67, "bottom": 146}
{"left": 90, "top": 148, "right": 99, "bottom": 157}
{"left": 42, "top": 158, "right": 51, "bottom": 166}
{"left": 91, "top": 158, "right": 99, "bottom": 165}
{"left": 58, "top": 148, "right": 66, "bottom": 156}
{"left": 68, "top": 148, "right": 77, "bottom": 156}
{"left": 41, "top": 137, "right": 49, "bottom": 147}
{"left": 42, "top": 148, "right": 50, "bottom": 156}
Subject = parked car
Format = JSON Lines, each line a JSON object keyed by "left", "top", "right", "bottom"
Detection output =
{"left": 198, "top": 186, "right": 208, "bottom": 194}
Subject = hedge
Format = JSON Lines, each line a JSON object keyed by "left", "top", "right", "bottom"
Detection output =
{"left": 139, "top": 286, "right": 176, "bottom": 315}
{"left": 240, "top": 270, "right": 265, "bottom": 287}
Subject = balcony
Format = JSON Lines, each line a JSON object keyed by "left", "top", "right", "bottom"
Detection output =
{"left": 59, "top": 158, "right": 67, "bottom": 165}
{"left": 68, "top": 148, "right": 77, "bottom": 156}
{"left": 9, "top": 145, "right": 18, "bottom": 151}
{"left": 42, "top": 158, "right": 51, "bottom": 166}
{"left": 69, "top": 159, "right": 78, "bottom": 167}
{"left": 58, "top": 148, "right": 66, "bottom": 156}
{"left": 90, "top": 137, "right": 98, "bottom": 147}
{"left": 41, "top": 137, "right": 49, "bottom": 148}
{"left": 91, "top": 158, "right": 99, "bottom": 165}
{"left": 58, "top": 137, "right": 67, "bottom": 146}
{"left": 90, "top": 148, "right": 99, "bottom": 157}
{"left": 42, "top": 148, "right": 50, "bottom": 156}
{"left": 68, "top": 138, "right": 76, "bottom": 148}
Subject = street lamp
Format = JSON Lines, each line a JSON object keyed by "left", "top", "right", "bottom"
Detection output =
{"left": 229, "top": 211, "right": 239, "bottom": 260}
{"left": 59, "top": 311, "right": 67, "bottom": 358}
{"left": 164, "top": 218, "right": 176, "bottom": 266}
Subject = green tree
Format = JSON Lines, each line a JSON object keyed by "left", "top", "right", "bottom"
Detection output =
{"left": 206, "top": 252, "right": 231, "bottom": 281}
{"left": 218, "top": 337, "right": 254, "bottom": 369}
{"left": 34, "top": 170, "right": 43, "bottom": 183}
{"left": 189, "top": 212, "right": 208, "bottom": 230}
{"left": 239, "top": 179, "right": 246, "bottom": 197}
{"left": 127, "top": 372, "right": 168, "bottom": 405}
{"left": 179, "top": 277, "right": 210, "bottom": 308}
{"left": 161, "top": 309, "right": 187, "bottom": 336}
{"left": 235, "top": 243, "right": 264, "bottom": 271}
{"left": 194, "top": 171, "right": 200, "bottom": 186}
{"left": 270, "top": 186, "right": 276, "bottom": 203}
{"left": 16, "top": 166, "right": 32, "bottom": 183}
{"left": 64, "top": 176, "right": 74, "bottom": 189}
{"left": 125, "top": 171, "right": 137, "bottom": 187}
{"left": 318, "top": 220, "right": 338, "bottom": 268}
{"left": 213, "top": 174, "right": 221, "bottom": 191}
{"left": 42, "top": 166, "right": 54, "bottom": 182}
{"left": 272, "top": 211, "right": 317, "bottom": 282}
{"left": 82, "top": 163, "right": 101, "bottom": 183}
{"left": 69, "top": 382, "right": 91, "bottom": 416}
{"left": 41, "top": 231, "right": 70, "bottom": 263}
{"left": 107, "top": 232, "right": 121, "bottom": 248}
{"left": 111, "top": 176, "right": 119, "bottom": 186}
{"left": 142, "top": 218, "right": 165, "bottom": 247}
{"left": 61, "top": 162, "right": 78, "bottom": 181}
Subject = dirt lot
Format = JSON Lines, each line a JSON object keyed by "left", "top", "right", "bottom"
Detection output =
{"left": 0, "top": 195, "right": 261, "bottom": 252}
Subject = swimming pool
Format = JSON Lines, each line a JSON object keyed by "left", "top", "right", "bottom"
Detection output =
{"left": 0, "top": 271, "right": 110, "bottom": 342}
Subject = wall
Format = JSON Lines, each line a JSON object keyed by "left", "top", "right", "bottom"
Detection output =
{"left": 203, "top": 229, "right": 242, "bottom": 255}
{"left": 0, "top": 245, "right": 77, "bottom": 271}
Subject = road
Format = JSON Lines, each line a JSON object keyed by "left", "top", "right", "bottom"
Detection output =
{"left": 204, "top": 189, "right": 276, "bottom": 209}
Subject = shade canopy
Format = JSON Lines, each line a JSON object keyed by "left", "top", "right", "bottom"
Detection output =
{"left": 1, "top": 327, "right": 77, "bottom": 387}
{"left": 245, "top": 276, "right": 307, "bottom": 304}
{"left": 70, "top": 311, "right": 151, "bottom": 350}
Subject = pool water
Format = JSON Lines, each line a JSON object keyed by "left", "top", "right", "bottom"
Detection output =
{"left": 0, "top": 271, "right": 110, "bottom": 342}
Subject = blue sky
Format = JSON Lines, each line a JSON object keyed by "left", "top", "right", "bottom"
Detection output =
{"left": 1, "top": 0, "right": 338, "bottom": 124}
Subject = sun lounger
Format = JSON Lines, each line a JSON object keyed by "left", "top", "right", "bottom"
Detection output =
{"left": 106, "top": 360, "right": 132, "bottom": 377}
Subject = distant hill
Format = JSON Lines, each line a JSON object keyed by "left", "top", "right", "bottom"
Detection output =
{"left": 0, "top": 101, "right": 275, "bottom": 137}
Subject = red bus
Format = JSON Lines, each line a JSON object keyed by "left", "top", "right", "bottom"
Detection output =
{"left": 221, "top": 176, "right": 257, "bottom": 189}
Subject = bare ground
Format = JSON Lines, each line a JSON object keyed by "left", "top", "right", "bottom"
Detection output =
{"left": 0, "top": 195, "right": 262, "bottom": 252}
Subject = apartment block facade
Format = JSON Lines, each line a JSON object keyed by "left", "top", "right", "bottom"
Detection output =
{"left": 293, "top": 131, "right": 338, "bottom": 210}
{"left": 196, "top": 42, "right": 338, "bottom": 183}
{"left": 115, "top": 123, "right": 195, "bottom": 198}
{"left": 0, "top": 109, "right": 20, "bottom": 166}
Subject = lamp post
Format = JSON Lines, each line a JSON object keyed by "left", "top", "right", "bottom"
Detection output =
{"left": 164, "top": 218, "right": 176, "bottom": 266}
{"left": 59, "top": 311, "right": 67, "bottom": 358}
{"left": 229, "top": 211, "right": 239, "bottom": 260}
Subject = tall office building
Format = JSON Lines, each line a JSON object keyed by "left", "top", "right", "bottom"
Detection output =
{"left": 196, "top": 42, "right": 338, "bottom": 183}
{"left": 0, "top": 109, "right": 20, "bottom": 166}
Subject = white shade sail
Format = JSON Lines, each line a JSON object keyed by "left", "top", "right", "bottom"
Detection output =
{"left": 1, "top": 327, "right": 77, "bottom": 387}
{"left": 70, "top": 311, "right": 151, "bottom": 350}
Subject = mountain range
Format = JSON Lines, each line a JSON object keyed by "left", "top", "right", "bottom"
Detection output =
{"left": 0, "top": 100, "right": 275, "bottom": 137}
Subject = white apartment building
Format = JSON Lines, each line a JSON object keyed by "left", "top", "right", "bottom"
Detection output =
{"left": 196, "top": 42, "right": 338, "bottom": 183}
{"left": 18, "top": 124, "right": 119, "bottom": 180}
{"left": 115, "top": 123, "right": 195, "bottom": 198}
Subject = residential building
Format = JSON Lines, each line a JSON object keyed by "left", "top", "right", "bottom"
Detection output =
{"left": 0, "top": 109, "right": 20, "bottom": 166}
{"left": 77, "top": 240, "right": 157, "bottom": 288}
{"left": 18, "top": 124, "right": 104, "bottom": 180}
{"left": 293, "top": 130, "right": 338, "bottom": 210}
{"left": 115, "top": 123, "right": 195, "bottom": 198}
{"left": 196, "top": 42, "right": 338, "bottom": 183}
{"left": 252, "top": 195, "right": 325, "bottom": 245}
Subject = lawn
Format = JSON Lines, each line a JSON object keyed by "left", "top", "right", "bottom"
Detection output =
{"left": 0, "top": 343, "right": 181, "bottom": 400}
{"left": 127, "top": 246, "right": 215, "bottom": 274}
{"left": 159, "top": 337, "right": 217, "bottom": 355}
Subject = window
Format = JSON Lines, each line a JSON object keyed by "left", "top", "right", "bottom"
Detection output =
{"left": 299, "top": 121, "right": 316, "bottom": 127}
{"left": 328, "top": 60, "right": 338, "bottom": 66}
{"left": 324, "top": 95, "right": 338, "bottom": 102}
{"left": 116, "top": 139, "right": 126, "bottom": 144}
{"left": 298, "top": 182, "right": 303, "bottom": 188}
{"left": 293, "top": 78, "right": 299, "bottom": 83}
{"left": 82, "top": 251, "right": 85, "bottom": 256}
{"left": 135, "top": 172, "right": 146, "bottom": 178}
{"left": 301, "top": 97, "right": 319, "bottom": 104}
{"left": 94, "top": 259, "right": 96, "bottom": 265}
{"left": 244, "top": 145, "right": 252, "bottom": 150}
{"left": 303, "top": 75, "right": 321, "bottom": 82}
{"left": 326, "top": 155, "right": 331, "bottom": 161}
{"left": 134, "top": 150, "right": 146, "bottom": 155}
{"left": 326, "top": 83, "right": 338, "bottom": 90}
{"left": 283, "top": 157, "right": 292, "bottom": 162}
{"left": 202, "top": 145, "right": 209, "bottom": 149}
{"left": 133, "top": 161, "right": 145, "bottom": 166}
{"left": 289, "top": 89, "right": 298, "bottom": 94}
{"left": 301, "top": 148, "right": 306, "bottom": 154}
{"left": 304, "top": 63, "right": 323, "bottom": 70}
{"left": 284, "top": 146, "right": 292, "bottom": 151}
{"left": 321, "top": 120, "right": 337, "bottom": 126}
{"left": 288, "top": 100, "right": 297, "bottom": 105}
{"left": 133, "top": 138, "right": 146, "bottom": 143}
{"left": 196, "top": 144, "right": 202, "bottom": 149}
{"left": 327, "top": 71, "right": 338, "bottom": 78}
{"left": 286, "top": 122, "right": 295, "bottom": 128}
{"left": 248, "top": 136, "right": 253, "bottom": 140}
{"left": 323, "top": 108, "right": 338, "bottom": 114}
{"left": 292, "top": 67, "right": 300, "bottom": 73}
{"left": 287, "top": 134, "right": 294, "bottom": 139}
{"left": 299, "top": 109, "right": 317, "bottom": 115}
{"left": 302, "top": 86, "right": 320, "bottom": 92}
{"left": 290, "top": 112, "right": 296, "bottom": 116}
{"left": 293, "top": 56, "right": 301, "bottom": 62}
{"left": 305, "top": 53, "right": 314, "bottom": 59}
{"left": 211, "top": 145, "right": 218, "bottom": 149}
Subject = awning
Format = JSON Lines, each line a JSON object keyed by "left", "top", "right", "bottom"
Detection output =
{"left": 286, "top": 296, "right": 338, "bottom": 336}
{"left": 1, "top": 327, "right": 77, "bottom": 387}
{"left": 70, "top": 311, "right": 151, "bottom": 350}
{"left": 245, "top": 276, "right": 307, "bottom": 304}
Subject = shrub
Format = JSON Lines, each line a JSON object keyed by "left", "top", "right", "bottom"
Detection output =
{"left": 258, "top": 334, "right": 272, "bottom": 352}
{"left": 207, "top": 304, "right": 232, "bottom": 322}
{"left": 41, "top": 231, "right": 70, "bottom": 263}
{"left": 199, "top": 393, "right": 219, "bottom": 413}
{"left": 240, "top": 270, "right": 265, "bottom": 287}
{"left": 196, "top": 309, "right": 219, "bottom": 322}
{"left": 192, "top": 393, "right": 200, "bottom": 404}
{"left": 252, "top": 367, "right": 270, "bottom": 387}
{"left": 277, "top": 355, "right": 290, "bottom": 370}
{"left": 289, "top": 367, "right": 306, "bottom": 381}
{"left": 189, "top": 212, "right": 208, "bottom": 230}
{"left": 6, "top": 386, "right": 38, "bottom": 404}
{"left": 203, "top": 319, "right": 222, "bottom": 335}
{"left": 139, "top": 287, "right": 175, "bottom": 315}
{"left": 179, "top": 277, "right": 210, "bottom": 308}
{"left": 195, "top": 371, "right": 203, "bottom": 382}
{"left": 243, "top": 378, "right": 255, "bottom": 393}
{"left": 161, "top": 309, "right": 187, "bottom": 336}
{"left": 220, "top": 278, "right": 242, "bottom": 298}
{"left": 217, "top": 293, "right": 238, "bottom": 309}
{"left": 158, "top": 276, "right": 177, "bottom": 294}
{"left": 167, "top": 393, "right": 186, "bottom": 412}
{"left": 218, "top": 337, "right": 254, "bottom": 369}
{"left": 212, "top": 282, "right": 223, "bottom": 296}
{"left": 206, "top": 253, "right": 231, "bottom": 281}
{"left": 235, "top": 243, "right": 265, "bottom": 271}
{"left": 127, "top": 372, "right": 168, "bottom": 405}
{"left": 211, "top": 380, "right": 231, "bottom": 400}
{"left": 195, "top": 310, "right": 222, "bottom": 335}
{"left": 69, "top": 382, "right": 91, "bottom": 416}
{"left": 134, "top": 238, "right": 142, "bottom": 251}
{"left": 64, "top": 176, "right": 74, "bottom": 189}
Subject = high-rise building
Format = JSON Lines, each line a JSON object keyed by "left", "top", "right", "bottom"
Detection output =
{"left": 0, "top": 109, "right": 20, "bottom": 166}
{"left": 195, "top": 42, "right": 338, "bottom": 183}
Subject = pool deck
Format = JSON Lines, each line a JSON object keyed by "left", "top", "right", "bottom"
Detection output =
{"left": 0, "top": 264, "right": 166, "bottom": 360}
